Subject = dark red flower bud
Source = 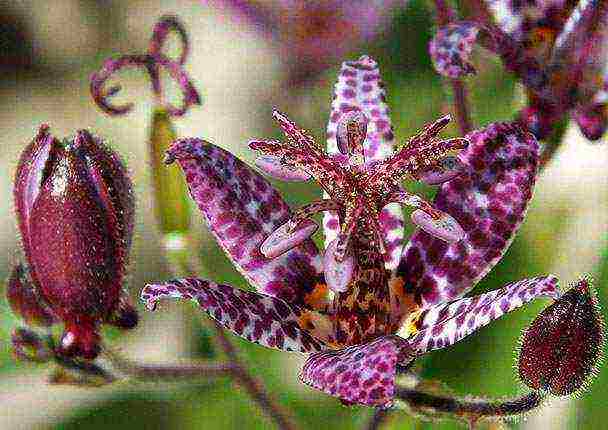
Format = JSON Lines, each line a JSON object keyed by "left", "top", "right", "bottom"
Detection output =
{"left": 518, "top": 278, "right": 604, "bottom": 396}
{"left": 12, "top": 125, "right": 137, "bottom": 360}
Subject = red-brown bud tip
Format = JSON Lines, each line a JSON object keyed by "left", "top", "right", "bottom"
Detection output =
{"left": 58, "top": 318, "right": 102, "bottom": 360}
{"left": 518, "top": 277, "right": 604, "bottom": 396}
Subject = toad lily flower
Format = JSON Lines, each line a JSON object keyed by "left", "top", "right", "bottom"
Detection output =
{"left": 142, "top": 56, "right": 561, "bottom": 408}
{"left": 430, "top": 0, "right": 608, "bottom": 141}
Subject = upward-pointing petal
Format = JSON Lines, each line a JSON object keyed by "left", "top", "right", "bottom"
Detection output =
{"left": 397, "top": 122, "right": 540, "bottom": 307}
{"left": 324, "top": 55, "right": 405, "bottom": 269}
{"left": 166, "top": 138, "right": 324, "bottom": 306}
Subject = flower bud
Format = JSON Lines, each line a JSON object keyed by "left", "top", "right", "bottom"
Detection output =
{"left": 518, "top": 278, "right": 604, "bottom": 396}
{"left": 6, "top": 263, "right": 56, "bottom": 327}
{"left": 12, "top": 126, "right": 137, "bottom": 360}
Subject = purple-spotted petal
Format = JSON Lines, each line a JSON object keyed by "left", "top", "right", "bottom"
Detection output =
{"left": 299, "top": 335, "right": 414, "bottom": 407}
{"left": 326, "top": 55, "right": 396, "bottom": 163}
{"left": 379, "top": 203, "right": 405, "bottom": 271}
{"left": 398, "top": 122, "right": 540, "bottom": 306}
{"left": 255, "top": 155, "right": 312, "bottom": 181}
{"left": 323, "top": 239, "right": 355, "bottom": 293}
{"left": 142, "top": 278, "right": 327, "bottom": 353}
{"left": 260, "top": 219, "right": 318, "bottom": 259}
{"left": 411, "top": 208, "right": 464, "bottom": 244}
{"left": 324, "top": 55, "right": 405, "bottom": 267}
{"left": 405, "top": 275, "right": 560, "bottom": 353}
{"left": 430, "top": 22, "right": 480, "bottom": 78}
{"left": 166, "top": 138, "right": 323, "bottom": 305}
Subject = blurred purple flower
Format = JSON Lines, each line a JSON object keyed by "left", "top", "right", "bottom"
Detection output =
{"left": 142, "top": 55, "right": 563, "bottom": 407}
{"left": 90, "top": 15, "right": 201, "bottom": 117}
{"left": 9, "top": 126, "right": 137, "bottom": 360}
{"left": 212, "top": 0, "right": 403, "bottom": 83}
{"left": 430, "top": 1, "right": 608, "bottom": 141}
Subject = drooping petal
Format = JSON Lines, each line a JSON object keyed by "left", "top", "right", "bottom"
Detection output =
{"left": 299, "top": 335, "right": 414, "bottom": 407}
{"left": 324, "top": 55, "right": 405, "bottom": 267}
{"left": 254, "top": 155, "right": 312, "bottom": 181}
{"left": 403, "top": 275, "right": 560, "bottom": 353}
{"left": 142, "top": 278, "right": 327, "bottom": 353}
{"left": 166, "top": 138, "right": 324, "bottom": 305}
{"left": 397, "top": 122, "right": 540, "bottom": 307}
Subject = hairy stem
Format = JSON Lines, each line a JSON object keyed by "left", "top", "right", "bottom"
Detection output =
{"left": 395, "top": 387, "right": 545, "bottom": 421}
{"left": 433, "top": 0, "right": 474, "bottom": 134}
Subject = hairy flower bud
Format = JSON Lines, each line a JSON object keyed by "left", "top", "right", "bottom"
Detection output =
{"left": 11, "top": 125, "right": 136, "bottom": 360}
{"left": 518, "top": 278, "right": 604, "bottom": 396}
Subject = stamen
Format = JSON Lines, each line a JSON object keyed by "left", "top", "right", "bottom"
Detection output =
{"left": 411, "top": 207, "right": 464, "bottom": 243}
{"left": 289, "top": 200, "right": 340, "bottom": 229}
{"left": 324, "top": 238, "right": 356, "bottom": 293}
{"left": 418, "top": 155, "right": 464, "bottom": 185}
{"left": 260, "top": 219, "right": 318, "bottom": 259}
{"left": 336, "top": 110, "right": 368, "bottom": 161}
{"left": 372, "top": 137, "right": 468, "bottom": 188}
{"left": 401, "top": 115, "right": 451, "bottom": 152}
{"left": 255, "top": 155, "right": 312, "bottom": 182}
{"left": 388, "top": 191, "right": 464, "bottom": 243}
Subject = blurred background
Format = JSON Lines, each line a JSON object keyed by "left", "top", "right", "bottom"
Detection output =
{"left": 1, "top": 1, "right": 606, "bottom": 429}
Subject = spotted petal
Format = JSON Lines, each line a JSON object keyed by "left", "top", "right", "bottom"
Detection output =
{"left": 397, "top": 122, "right": 540, "bottom": 307}
{"left": 166, "top": 138, "right": 323, "bottom": 306}
{"left": 142, "top": 278, "right": 327, "bottom": 353}
{"left": 404, "top": 275, "right": 560, "bottom": 353}
{"left": 324, "top": 56, "right": 404, "bottom": 269}
{"left": 430, "top": 22, "right": 480, "bottom": 78}
{"left": 299, "top": 335, "right": 414, "bottom": 407}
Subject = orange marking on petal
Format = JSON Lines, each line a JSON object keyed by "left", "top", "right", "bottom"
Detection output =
{"left": 304, "top": 282, "right": 329, "bottom": 311}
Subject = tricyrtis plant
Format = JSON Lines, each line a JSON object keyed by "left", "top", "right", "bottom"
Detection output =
{"left": 141, "top": 54, "right": 604, "bottom": 422}
{"left": 4, "top": 5, "right": 607, "bottom": 430}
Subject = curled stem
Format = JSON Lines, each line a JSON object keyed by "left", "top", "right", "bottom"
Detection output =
{"left": 90, "top": 15, "right": 201, "bottom": 117}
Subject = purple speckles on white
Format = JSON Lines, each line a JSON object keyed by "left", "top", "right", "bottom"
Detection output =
{"left": 261, "top": 219, "right": 318, "bottom": 259}
{"left": 405, "top": 275, "right": 560, "bottom": 353}
{"left": 323, "top": 239, "right": 356, "bottom": 293}
{"left": 429, "top": 22, "right": 480, "bottom": 79}
{"left": 398, "top": 122, "right": 540, "bottom": 307}
{"left": 299, "top": 335, "right": 414, "bottom": 407}
{"left": 141, "top": 278, "right": 327, "bottom": 353}
{"left": 255, "top": 155, "right": 312, "bottom": 182}
{"left": 166, "top": 138, "right": 322, "bottom": 305}
{"left": 324, "top": 55, "right": 404, "bottom": 267}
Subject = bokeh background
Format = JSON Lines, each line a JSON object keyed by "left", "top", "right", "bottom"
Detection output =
{"left": 1, "top": 1, "right": 607, "bottom": 429}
